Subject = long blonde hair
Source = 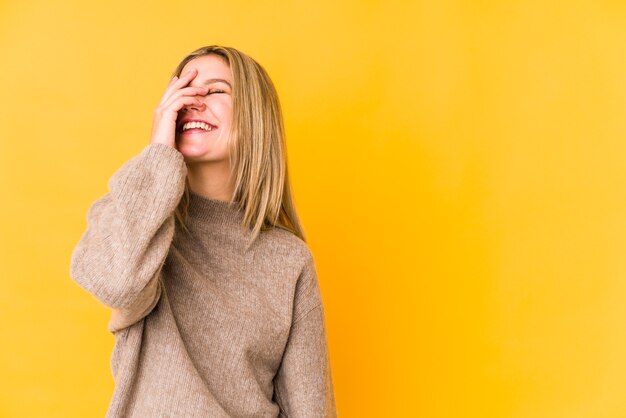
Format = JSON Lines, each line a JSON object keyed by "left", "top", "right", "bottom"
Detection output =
{"left": 170, "top": 45, "right": 306, "bottom": 251}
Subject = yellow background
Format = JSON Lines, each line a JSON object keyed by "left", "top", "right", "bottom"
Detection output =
{"left": 1, "top": 0, "right": 625, "bottom": 416}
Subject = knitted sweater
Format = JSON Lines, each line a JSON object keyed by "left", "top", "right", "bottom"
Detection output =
{"left": 69, "top": 143, "right": 337, "bottom": 417}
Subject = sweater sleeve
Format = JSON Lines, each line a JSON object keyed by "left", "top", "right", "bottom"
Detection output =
{"left": 273, "top": 254, "right": 337, "bottom": 417}
{"left": 69, "top": 143, "right": 187, "bottom": 334}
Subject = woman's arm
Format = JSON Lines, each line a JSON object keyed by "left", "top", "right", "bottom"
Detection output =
{"left": 69, "top": 142, "right": 187, "bottom": 334}
{"left": 273, "top": 254, "right": 337, "bottom": 417}
{"left": 71, "top": 69, "right": 206, "bottom": 335}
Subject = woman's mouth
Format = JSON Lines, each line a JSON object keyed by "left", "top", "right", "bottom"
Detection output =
{"left": 179, "top": 120, "right": 218, "bottom": 133}
{"left": 180, "top": 127, "right": 216, "bottom": 135}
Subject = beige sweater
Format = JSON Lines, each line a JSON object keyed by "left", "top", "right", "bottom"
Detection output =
{"left": 69, "top": 143, "right": 336, "bottom": 417}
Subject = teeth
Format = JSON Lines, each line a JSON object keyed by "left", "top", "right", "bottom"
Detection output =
{"left": 182, "top": 121, "right": 214, "bottom": 132}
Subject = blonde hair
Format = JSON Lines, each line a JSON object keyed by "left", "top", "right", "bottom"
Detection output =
{"left": 170, "top": 45, "right": 306, "bottom": 251}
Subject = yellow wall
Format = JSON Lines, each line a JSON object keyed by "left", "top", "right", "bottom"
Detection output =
{"left": 1, "top": 0, "right": 625, "bottom": 416}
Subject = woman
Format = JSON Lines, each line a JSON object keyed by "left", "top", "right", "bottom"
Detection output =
{"left": 70, "top": 45, "right": 337, "bottom": 417}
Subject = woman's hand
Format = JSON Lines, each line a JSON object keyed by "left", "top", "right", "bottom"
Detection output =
{"left": 149, "top": 68, "right": 208, "bottom": 149}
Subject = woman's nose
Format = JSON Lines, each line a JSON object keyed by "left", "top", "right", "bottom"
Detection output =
{"left": 183, "top": 99, "right": 206, "bottom": 112}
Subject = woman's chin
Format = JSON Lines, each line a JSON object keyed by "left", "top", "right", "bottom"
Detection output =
{"left": 176, "top": 138, "right": 207, "bottom": 153}
{"left": 178, "top": 145, "right": 225, "bottom": 164}
{"left": 179, "top": 146, "right": 209, "bottom": 159}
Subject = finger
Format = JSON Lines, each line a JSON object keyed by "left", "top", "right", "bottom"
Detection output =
{"left": 161, "top": 68, "right": 198, "bottom": 101}
{"left": 159, "top": 85, "right": 207, "bottom": 107}
{"left": 175, "top": 68, "right": 198, "bottom": 87}
{"left": 163, "top": 73, "right": 182, "bottom": 91}
{"left": 160, "top": 95, "right": 204, "bottom": 115}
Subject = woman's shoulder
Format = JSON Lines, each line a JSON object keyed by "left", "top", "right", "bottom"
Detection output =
{"left": 257, "top": 225, "right": 312, "bottom": 263}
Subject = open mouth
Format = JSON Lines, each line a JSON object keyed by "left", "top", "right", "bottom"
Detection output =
{"left": 178, "top": 120, "right": 218, "bottom": 133}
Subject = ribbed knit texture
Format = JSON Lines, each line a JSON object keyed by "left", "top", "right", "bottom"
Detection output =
{"left": 69, "top": 143, "right": 336, "bottom": 417}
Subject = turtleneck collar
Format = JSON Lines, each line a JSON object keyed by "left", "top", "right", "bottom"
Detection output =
{"left": 186, "top": 190, "right": 245, "bottom": 226}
